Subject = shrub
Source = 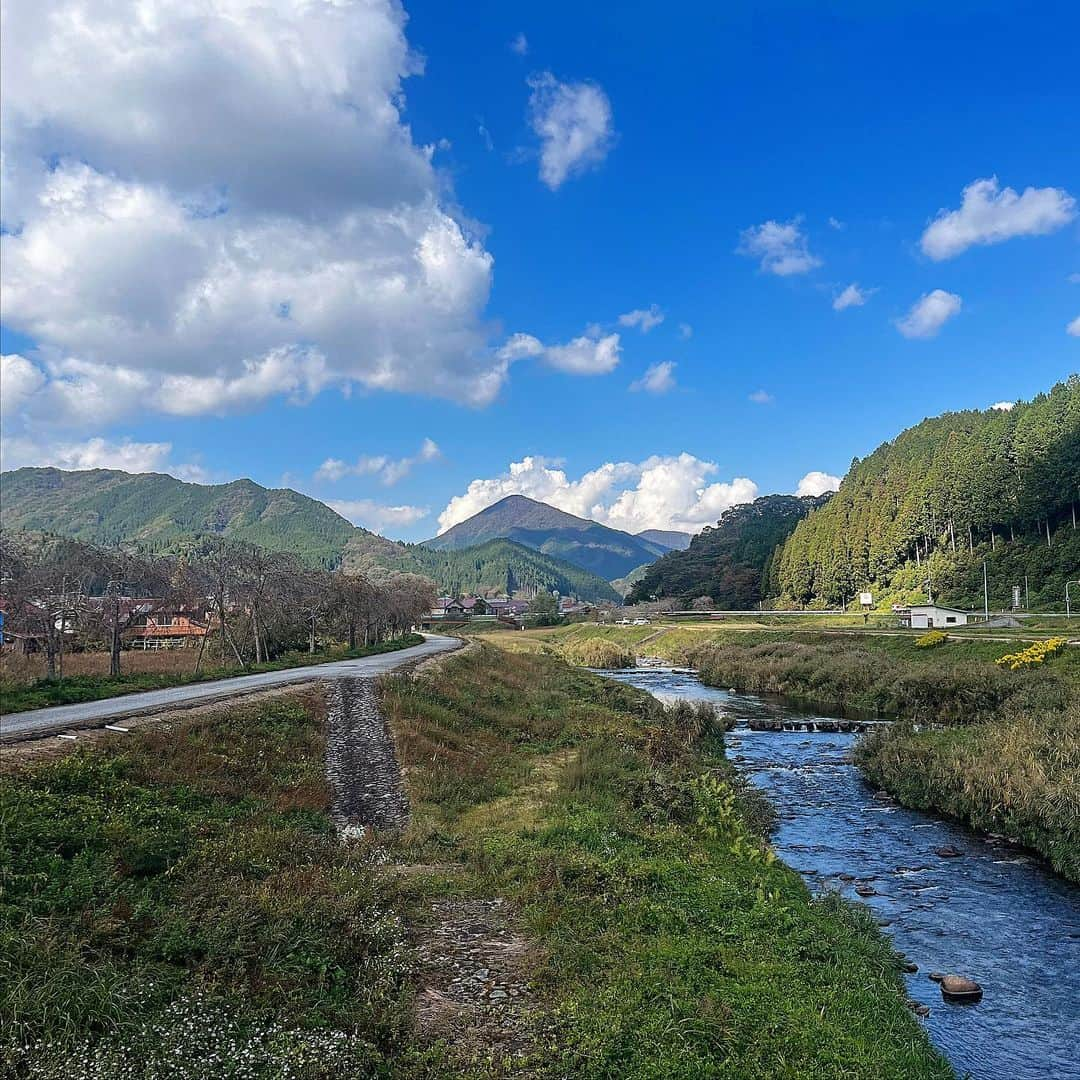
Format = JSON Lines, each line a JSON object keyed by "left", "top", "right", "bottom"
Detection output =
{"left": 995, "top": 637, "right": 1068, "bottom": 670}
{"left": 915, "top": 630, "right": 948, "bottom": 648}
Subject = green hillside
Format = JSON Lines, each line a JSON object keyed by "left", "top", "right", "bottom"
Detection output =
{"left": 344, "top": 534, "right": 621, "bottom": 603}
{"left": 627, "top": 494, "right": 829, "bottom": 607}
{"left": 423, "top": 494, "right": 668, "bottom": 580}
{"left": 774, "top": 376, "right": 1080, "bottom": 610}
{"left": 0, "top": 468, "right": 623, "bottom": 601}
{"left": 0, "top": 467, "right": 358, "bottom": 568}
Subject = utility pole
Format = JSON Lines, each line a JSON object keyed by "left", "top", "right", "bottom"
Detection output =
{"left": 1067, "top": 580, "right": 1079, "bottom": 620}
{"left": 982, "top": 560, "right": 989, "bottom": 621}
{"left": 1024, "top": 575, "right": 1029, "bottom": 610}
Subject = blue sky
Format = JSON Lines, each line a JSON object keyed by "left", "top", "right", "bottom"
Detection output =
{"left": 2, "top": 0, "right": 1077, "bottom": 539}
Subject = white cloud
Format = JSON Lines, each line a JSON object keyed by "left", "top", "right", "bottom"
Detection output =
{"left": 527, "top": 72, "right": 614, "bottom": 190}
{"left": 327, "top": 499, "right": 429, "bottom": 535}
{"left": 737, "top": 217, "right": 822, "bottom": 276}
{"left": 748, "top": 389, "right": 774, "bottom": 404}
{"left": 895, "top": 289, "right": 962, "bottom": 339}
{"left": 0, "top": 0, "right": 511, "bottom": 451}
{"left": 1069, "top": 273, "right": 1080, "bottom": 285}
{"left": 619, "top": 305, "right": 664, "bottom": 332}
{"left": 920, "top": 177, "right": 1076, "bottom": 260}
{"left": 827, "top": 216, "right": 845, "bottom": 230}
{"left": 832, "top": 283, "right": 874, "bottom": 311}
{"left": 315, "top": 438, "right": 440, "bottom": 486}
{"left": 510, "top": 32, "right": 528, "bottom": 55}
{"left": 437, "top": 454, "right": 758, "bottom": 535}
{"left": 678, "top": 322, "right": 693, "bottom": 339}
{"left": 493, "top": 328, "right": 619, "bottom": 376}
{"left": 1, "top": 434, "right": 173, "bottom": 474}
{"left": 630, "top": 361, "right": 676, "bottom": 394}
{"left": 796, "top": 470, "right": 841, "bottom": 497}
{"left": 991, "top": 401, "right": 1015, "bottom": 411}
{"left": 1067, "top": 316, "right": 1080, "bottom": 338}
{"left": 0, "top": 354, "right": 46, "bottom": 418}
{"left": 542, "top": 333, "right": 621, "bottom": 375}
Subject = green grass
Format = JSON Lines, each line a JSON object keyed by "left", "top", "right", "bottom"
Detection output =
{"left": 380, "top": 644, "right": 950, "bottom": 1078}
{"left": 0, "top": 692, "right": 414, "bottom": 1078}
{"left": 0, "top": 634, "right": 424, "bottom": 714}
{"left": 3, "top": 642, "right": 953, "bottom": 1077}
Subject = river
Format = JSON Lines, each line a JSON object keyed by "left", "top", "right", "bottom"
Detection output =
{"left": 599, "top": 666, "right": 1080, "bottom": 1080}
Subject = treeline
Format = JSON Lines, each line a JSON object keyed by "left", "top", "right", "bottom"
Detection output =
{"left": 627, "top": 495, "right": 827, "bottom": 607}
{"left": 344, "top": 536, "right": 621, "bottom": 603}
{"left": 0, "top": 531, "right": 435, "bottom": 679}
{"left": 774, "top": 376, "right": 1080, "bottom": 609}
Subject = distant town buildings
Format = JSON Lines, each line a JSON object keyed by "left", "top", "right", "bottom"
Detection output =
{"left": 426, "top": 594, "right": 591, "bottom": 623}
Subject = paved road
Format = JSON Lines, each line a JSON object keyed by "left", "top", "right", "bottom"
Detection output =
{"left": 0, "top": 634, "right": 461, "bottom": 743}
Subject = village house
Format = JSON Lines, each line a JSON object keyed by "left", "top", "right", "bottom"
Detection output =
{"left": 128, "top": 610, "right": 210, "bottom": 649}
{"left": 900, "top": 604, "right": 973, "bottom": 629}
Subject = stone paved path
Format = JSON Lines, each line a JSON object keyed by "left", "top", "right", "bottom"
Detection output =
{"left": 325, "top": 675, "right": 410, "bottom": 834}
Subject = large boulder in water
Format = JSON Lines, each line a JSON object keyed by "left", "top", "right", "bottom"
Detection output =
{"left": 940, "top": 975, "right": 983, "bottom": 1002}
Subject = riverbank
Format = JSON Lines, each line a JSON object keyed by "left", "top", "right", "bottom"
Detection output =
{"left": 523, "top": 624, "right": 1079, "bottom": 883}
{"left": 1, "top": 644, "right": 950, "bottom": 1078}
{"left": 385, "top": 643, "right": 949, "bottom": 1076}
{"left": 0, "top": 633, "right": 424, "bottom": 714}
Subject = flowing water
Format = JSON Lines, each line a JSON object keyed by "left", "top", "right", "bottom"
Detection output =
{"left": 600, "top": 666, "right": 1080, "bottom": 1080}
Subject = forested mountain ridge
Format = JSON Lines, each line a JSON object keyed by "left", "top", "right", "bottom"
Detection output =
{"left": 0, "top": 468, "right": 622, "bottom": 601}
{"left": 423, "top": 494, "right": 670, "bottom": 580}
{"left": 0, "top": 467, "right": 359, "bottom": 567}
{"left": 774, "top": 376, "right": 1080, "bottom": 610}
{"left": 627, "top": 494, "right": 830, "bottom": 607}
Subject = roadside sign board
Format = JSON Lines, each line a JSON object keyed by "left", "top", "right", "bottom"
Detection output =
{"left": 859, "top": 592, "right": 873, "bottom": 608}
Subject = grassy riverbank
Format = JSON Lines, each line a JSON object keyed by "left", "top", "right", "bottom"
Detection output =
{"left": 380, "top": 643, "right": 948, "bottom": 1077}
{"left": 0, "top": 634, "right": 424, "bottom": 714}
{"left": 522, "top": 623, "right": 1080, "bottom": 882}
{"left": 1, "top": 691, "right": 418, "bottom": 1078}
{"left": 683, "top": 633, "right": 1079, "bottom": 882}
{"left": 1, "top": 644, "right": 949, "bottom": 1078}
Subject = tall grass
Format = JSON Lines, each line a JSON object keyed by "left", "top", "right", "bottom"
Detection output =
{"left": 856, "top": 702, "right": 1080, "bottom": 882}
{"left": 379, "top": 644, "right": 950, "bottom": 1079}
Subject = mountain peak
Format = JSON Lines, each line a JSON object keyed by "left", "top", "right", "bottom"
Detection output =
{"left": 424, "top": 495, "right": 671, "bottom": 580}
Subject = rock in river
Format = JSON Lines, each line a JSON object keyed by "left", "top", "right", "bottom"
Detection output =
{"left": 934, "top": 845, "right": 963, "bottom": 858}
{"left": 940, "top": 975, "right": 983, "bottom": 1003}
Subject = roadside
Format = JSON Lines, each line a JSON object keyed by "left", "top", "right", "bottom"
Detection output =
{"left": 0, "top": 633, "right": 456, "bottom": 742}
{"left": 1, "top": 633, "right": 428, "bottom": 715}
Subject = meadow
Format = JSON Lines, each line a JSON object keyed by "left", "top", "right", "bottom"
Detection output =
{"left": 1, "top": 644, "right": 950, "bottom": 1079}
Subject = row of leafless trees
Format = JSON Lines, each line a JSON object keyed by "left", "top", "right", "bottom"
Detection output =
{"left": 0, "top": 533, "right": 436, "bottom": 679}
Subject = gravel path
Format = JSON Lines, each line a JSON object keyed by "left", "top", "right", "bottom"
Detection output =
{"left": 325, "top": 676, "right": 410, "bottom": 834}
{"left": 1, "top": 634, "right": 459, "bottom": 742}
{"left": 413, "top": 896, "right": 550, "bottom": 1073}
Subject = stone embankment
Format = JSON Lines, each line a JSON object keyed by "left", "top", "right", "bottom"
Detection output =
{"left": 325, "top": 676, "right": 410, "bottom": 834}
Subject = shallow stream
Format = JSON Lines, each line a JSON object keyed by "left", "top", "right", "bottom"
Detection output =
{"left": 601, "top": 666, "right": 1080, "bottom": 1080}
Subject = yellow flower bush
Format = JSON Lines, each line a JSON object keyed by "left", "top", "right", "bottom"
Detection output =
{"left": 995, "top": 637, "right": 1068, "bottom": 671}
{"left": 916, "top": 630, "right": 948, "bottom": 648}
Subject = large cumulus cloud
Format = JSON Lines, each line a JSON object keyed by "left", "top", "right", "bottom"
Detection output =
{"left": 1, "top": 0, "right": 505, "bottom": 452}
